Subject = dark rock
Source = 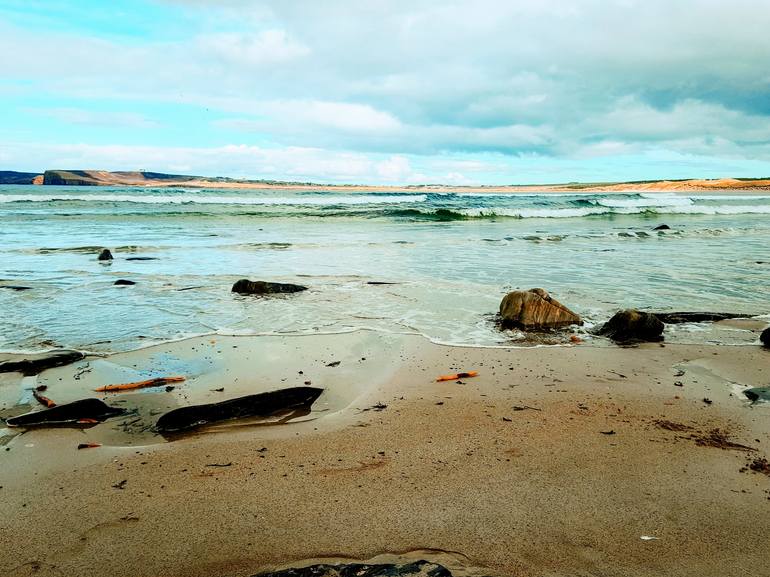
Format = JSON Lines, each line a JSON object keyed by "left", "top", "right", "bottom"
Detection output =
{"left": 0, "top": 350, "right": 85, "bottom": 376}
{"left": 499, "top": 288, "right": 582, "bottom": 330}
{"left": 652, "top": 312, "right": 750, "bottom": 324}
{"left": 744, "top": 386, "right": 770, "bottom": 403}
{"left": 5, "top": 398, "right": 125, "bottom": 428}
{"left": 599, "top": 309, "right": 664, "bottom": 343}
{"left": 97, "top": 249, "right": 113, "bottom": 261}
{"left": 653, "top": 224, "right": 671, "bottom": 230}
{"left": 252, "top": 561, "right": 453, "bottom": 577}
{"left": 155, "top": 386, "right": 323, "bottom": 433}
{"left": 114, "top": 279, "right": 136, "bottom": 286}
{"left": 231, "top": 279, "right": 308, "bottom": 295}
{"left": 0, "top": 285, "right": 32, "bottom": 291}
{"left": 367, "top": 281, "right": 400, "bottom": 285}
{"left": 125, "top": 257, "right": 158, "bottom": 261}
{"left": 761, "top": 327, "right": 769, "bottom": 348}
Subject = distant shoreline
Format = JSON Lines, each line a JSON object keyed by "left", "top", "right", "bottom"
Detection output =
{"left": 2, "top": 169, "right": 770, "bottom": 192}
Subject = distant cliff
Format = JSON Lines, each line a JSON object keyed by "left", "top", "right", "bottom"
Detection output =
{"left": 41, "top": 170, "right": 200, "bottom": 186}
{"left": 0, "top": 171, "right": 41, "bottom": 184}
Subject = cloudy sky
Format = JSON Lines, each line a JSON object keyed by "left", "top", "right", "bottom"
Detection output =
{"left": 2, "top": 0, "right": 770, "bottom": 184}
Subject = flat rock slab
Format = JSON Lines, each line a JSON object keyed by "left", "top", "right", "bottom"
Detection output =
{"left": 232, "top": 279, "right": 308, "bottom": 295}
{"left": 5, "top": 398, "right": 125, "bottom": 427}
{"left": 0, "top": 350, "right": 85, "bottom": 376}
{"left": 156, "top": 386, "right": 323, "bottom": 433}
{"left": 253, "top": 561, "right": 453, "bottom": 577}
{"left": 652, "top": 312, "right": 752, "bottom": 324}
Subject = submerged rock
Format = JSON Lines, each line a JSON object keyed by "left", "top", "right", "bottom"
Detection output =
{"left": 5, "top": 398, "right": 125, "bottom": 427}
{"left": 744, "top": 386, "right": 770, "bottom": 403}
{"left": 653, "top": 224, "right": 671, "bottom": 230}
{"left": 114, "top": 279, "right": 136, "bottom": 286}
{"left": 599, "top": 309, "right": 664, "bottom": 343}
{"left": 499, "top": 288, "right": 582, "bottom": 330}
{"left": 652, "top": 312, "right": 750, "bottom": 324}
{"left": 125, "top": 257, "right": 158, "bottom": 261}
{"left": 97, "top": 248, "right": 113, "bottom": 261}
{"left": 252, "top": 561, "right": 453, "bottom": 577}
{"left": 0, "top": 350, "right": 85, "bottom": 376}
{"left": 761, "top": 327, "right": 769, "bottom": 348}
{"left": 155, "top": 386, "right": 323, "bottom": 433}
{"left": 0, "top": 285, "right": 32, "bottom": 291}
{"left": 232, "top": 279, "right": 308, "bottom": 295}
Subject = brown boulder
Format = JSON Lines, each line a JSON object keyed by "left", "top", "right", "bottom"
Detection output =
{"left": 599, "top": 309, "right": 664, "bottom": 343}
{"left": 499, "top": 288, "right": 582, "bottom": 330}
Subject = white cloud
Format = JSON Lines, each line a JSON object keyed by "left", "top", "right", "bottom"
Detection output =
{"left": 197, "top": 30, "right": 309, "bottom": 65}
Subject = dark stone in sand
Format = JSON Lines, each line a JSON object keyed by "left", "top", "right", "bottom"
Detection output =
{"left": 252, "top": 561, "right": 453, "bottom": 577}
{"left": 155, "top": 386, "right": 323, "bottom": 433}
{"left": 653, "top": 224, "right": 671, "bottom": 230}
{"left": 0, "top": 350, "right": 85, "bottom": 376}
{"left": 5, "top": 398, "right": 125, "bottom": 428}
{"left": 114, "top": 279, "right": 136, "bottom": 286}
{"left": 599, "top": 309, "right": 664, "bottom": 343}
{"left": 744, "top": 386, "right": 770, "bottom": 403}
{"left": 0, "top": 285, "right": 32, "bottom": 291}
{"left": 231, "top": 279, "right": 308, "bottom": 295}
{"left": 652, "top": 312, "right": 750, "bottom": 324}
{"left": 761, "top": 327, "right": 769, "bottom": 348}
{"left": 97, "top": 249, "right": 113, "bottom": 261}
{"left": 125, "top": 257, "right": 158, "bottom": 261}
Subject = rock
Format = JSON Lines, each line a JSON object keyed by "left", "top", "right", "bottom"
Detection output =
{"left": 652, "top": 312, "right": 749, "bottom": 324}
{"left": 114, "top": 279, "right": 136, "bottom": 286}
{"left": 761, "top": 327, "right": 769, "bottom": 348}
{"left": 5, "top": 398, "right": 125, "bottom": 428}
{"left": 97, "top": 249, "right": 113, "bottom": 261}
{"left": 125, "top": 257, "right": 158, "bottom": 261}
{"left": 0, "top": 285, "right": 32, "bottom": 291}
{"left": 744, "top": 386, "right": 770, "bottom": 403}
{"left": 155, "top": 386, "right": 323, "bottom": 434}
{"left": 653, "top": 224, "right": 671, "bottom": 230}
{"left": 0, "top": 350, "right": 85, "bottom": 376}
{"left": 251, "top": 561, "right": 453, "bottom": 577}
{"left": 499, "top": 288, "right": 582, "bottom": 330}
{"left": 599, "top": 309, "right": 664, "bottom": 343}
{"left": 231, "top": 279, "right": 308, "bottom": 295}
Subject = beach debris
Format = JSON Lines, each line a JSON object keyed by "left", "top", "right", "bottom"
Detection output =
{"left": 231, "top": 279, "right": 307, "bottom": 295}
{"left": 95, "top": 376, "right": 185, "bottom": 393}
{"left": 252, "top": 560, "right": 454, "bottom": 577}
{"left": 97, "top": 248, "right": 113, "bottom": 261}
{"left": 32, "top": 390, "right": 56, "bottom": 408}
{"left": 499, "top": 288, "right": 582, "bottom": 330}
{"left": 205, "top": 462, "right": 232, "bottom": 467}
{"left": 112, "top": 479, "right": 127, "bottom": 490}
{"left": 744, "top": 386, "right": 770, "bottom": 403}
{"left": 600, "top": 430, "right": 616, "bottom": 435}
{"left": 761, "top": 327, "right": 769, "bottom": 348}
{"left": 654, "top": 419, "right": 693, "bottom": 432}
{"left": 436, "top": 371, "right": 478, "bottom": 382}
{"left": 513, "top": 405, "right": 541, "bottom": 411}
{"left": 692, "top": 429, "right": 755, "bottom": 451}
{"left": 569, "top": 335, "right": 583, "bottom": 344}
{"left": 652, "top": 312, "right": 750, "bottom": 324}
{"left": 77, "top": 442, "right": 102, "bottom": 450}
{"left": 0, "top": 350, "right": 85, "bottom": 376}
{"left": 598, "top": 309, "right": 663, "bottom": 343}
{"left": 6, "top": 398, "right": 125, "bottom": 428}
{"left": 155, "top": 386, "right": 323, "bottom": 433}
{"left": 326, "top": 361, "right": 341, "bottom": 367}
{"left": 640, "top": 535, "right": 659, "bottom": 541}
{"left": 674, "top": 381, "right": 683, "bottom": 387}
{"left": 114, "top": 279, "right": 136, "bottom": 286}
{"left": 211, "top": 387, "right": 225, "bottom": 392}
{"left": 742, "top": 457, "right": 770, "bottom": 477}
{"left": 362, "top": 402, "right": 387, "bottom": 412}
{"left": 702, "top": 398, "right": 712, "bottom": 405}
{"left": 502, "top": 417, "right": 512, "bottom": 422}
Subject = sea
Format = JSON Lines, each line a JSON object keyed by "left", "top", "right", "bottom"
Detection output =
{"left": 1, "top": 185, "right": 768, "bottom": 353}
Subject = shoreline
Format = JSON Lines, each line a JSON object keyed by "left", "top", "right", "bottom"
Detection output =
{"left": 1, "top": 331, "right": 769, "bottom": 577}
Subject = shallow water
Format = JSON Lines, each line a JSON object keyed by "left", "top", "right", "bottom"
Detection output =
{"left": 1, "top": 185, "right": 768, "bottom": 351}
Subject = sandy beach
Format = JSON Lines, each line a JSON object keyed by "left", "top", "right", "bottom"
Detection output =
{"left": 1, "top": 332, "right": 769, "bottom": 577}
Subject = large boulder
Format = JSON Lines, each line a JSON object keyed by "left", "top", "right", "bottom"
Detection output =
{"left": 0, "top": 350, "right": 85, "bottom": 376}
{"left": 499, "top": 288, "right": 582, "bottom": 330}
{"left": 761, "top": 326, "right": 769, "bottom": 348}
{"left": 232, "top": 279, "right": 308, "bottom": 295}
{"left": 599, "top": 309, "right": 664, "bottom": 343}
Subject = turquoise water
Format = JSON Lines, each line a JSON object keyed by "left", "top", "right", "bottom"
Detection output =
{"left": 1, "top": 185, "right": 768, "bottom": 352}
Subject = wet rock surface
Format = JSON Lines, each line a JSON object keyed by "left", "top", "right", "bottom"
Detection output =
{"left": 97, "top": 248, "right": 113, "bottom": 261}
{"left": 761, "top": 327, "right": 769, "bottom": 348}
{"left": 599, "top": 309, "right": 664, "bottom": 343}
{"left": 744, "top": 386, "right": 770, "bottom": 403}
{"left": 114, "top": 279, "right": 136, "bottom": 286}
{"left": 652, "top": 312, "right": 750, "bottom": 324}
{"left": 5, "top": 398, "right": 125, "bottom": 427}
{"left": 155, "top": 386, "right": 323, "bottom": 433}
{"left": 232, "top": 279, "right": 308, "bottom": 295}
{"left": 253, "top": 561, "right": 453, "bottom": 577}
{"left": 499, "top": 288, "right": 581, "bottom": 330}
{"left": 0, "top": 350, "right": 85, "bottom": 375}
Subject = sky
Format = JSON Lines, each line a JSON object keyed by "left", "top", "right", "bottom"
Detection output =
{"left": 2, "top": 0, "right": 770, "bottom": 185}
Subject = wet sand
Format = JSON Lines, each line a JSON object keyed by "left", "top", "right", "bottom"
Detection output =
{"left": 1, "top": 333, "right": 769, "bottom": 577}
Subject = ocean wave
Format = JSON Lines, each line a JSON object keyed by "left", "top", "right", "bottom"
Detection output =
{"left": 0, "top": 193, "right": 428, "bottom": 206}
